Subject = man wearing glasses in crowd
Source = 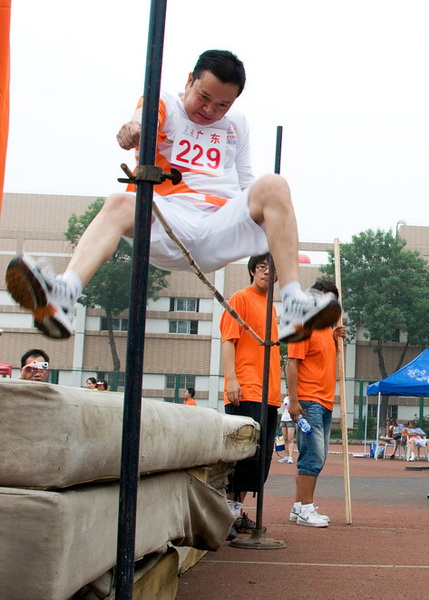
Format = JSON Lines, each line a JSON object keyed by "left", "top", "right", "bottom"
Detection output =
{"left": 220, "top": 253, "right": 281, "bottom": 538}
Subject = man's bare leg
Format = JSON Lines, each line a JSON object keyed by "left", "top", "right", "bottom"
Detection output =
{"left": 6, "top": 192, "right": 136, "bottom": 338}
{"left": 66, "top": 193, "right": 136, "bottom": 287}
{"left": 295, "top": 474, "right": 317, "bottom": 505}
{"left": 248, "top": 174, "right": 299, "bottom": 288}
{"left": 248, "top": 174, "right": 341, "bottom": 341}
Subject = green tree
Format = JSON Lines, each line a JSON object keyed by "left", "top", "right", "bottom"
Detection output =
{"left": 321, "top": 229, "right": 429, "bottom": 424}
{"left": 65, "top": 198, "right": 169, "bottom": 374}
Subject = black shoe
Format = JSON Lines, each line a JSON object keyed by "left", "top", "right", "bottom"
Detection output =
{"left": 235, "top": 512, "right": 267, "bottom": 534}
{"left": 389, "top": 454, "right": 395, "bottom": 459}
{"left": 226, "top": 524, "right": 238, "bottom": 541}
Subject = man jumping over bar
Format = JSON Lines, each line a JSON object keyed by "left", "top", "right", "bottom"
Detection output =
{"left": 6, "top": 50, "right": 340, "bottom": 342}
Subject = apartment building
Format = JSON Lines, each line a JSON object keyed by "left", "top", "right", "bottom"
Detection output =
{"left": 0, "top": 193, "right": 427, "bottom": 425}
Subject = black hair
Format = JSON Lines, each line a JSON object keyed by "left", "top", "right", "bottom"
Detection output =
{"left": 192, "top": 50, "right": 246, "bottom": 96}
{"left": 247, "top": 253, "right": 272, "bottom": 283}
{"left": 96, "top": 379, "right": 109, "bottom": 390}
{"left": 186, "top": 387, "right": 195, "bottom": 398}
{"left": 86, "top": 377, "right": 97, "bottom": 385}
{"left": 20, "top": 348, "right": 50, "bottom": 368}
{"left": 311, "top": 280, "right": 340, "bottom": 300}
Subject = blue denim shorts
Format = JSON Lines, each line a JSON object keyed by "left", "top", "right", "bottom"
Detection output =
{"left": 296, "top": 401, "right": 332, "bottom": 477}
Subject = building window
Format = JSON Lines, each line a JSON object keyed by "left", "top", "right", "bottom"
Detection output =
{"left": 367, "top": 404, "right": 378, "bottom": 418}
{"left": 168, "top": 320, "right": 198, "bottom": 335}
{"left": 100, "top": 317, "right": 128, "bottom": 331}
{"left": 165, "top": 374, "right": 195, "bottom": 390}
{"left": 367, "top": 404, "right": 398, "bottom": 421}
{"left": 169, "top": 298, "right": 199, "bottom": 312}
{"left": 392, "top": 329, "right": 400, "bottom": 343}
{"left": 387, "top": 405, "right": 398, "bottom": 420}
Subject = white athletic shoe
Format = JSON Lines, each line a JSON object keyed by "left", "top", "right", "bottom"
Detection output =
{"left": 289, "top": 506, "right": 330, "bottom": 524}
{"left": 287, "top": 456, "right": 293, "bottom": 464}
{"left": 296, "top": 507, "right": 330, "bottom": 527}
{"left": 6, "top": 254, "right": 75, "bottom": 339}
{"left": 278, "top": 456, "right": 290, "bottom": 463}
{"left": 278, "top": 289, "right": 341, "bottom": 343}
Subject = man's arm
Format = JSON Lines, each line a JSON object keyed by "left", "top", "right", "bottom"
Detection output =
{"left": 222, "top": 339, "right": 241, "bottom": 406}
{"left": 286, "top": 357, "right": 303, "bottom": 422}
{"left": 116, "top": 107, "right": 142, "bottom": 150}
{"left": 17, "top": 361, "right": 37, "bottom": 380}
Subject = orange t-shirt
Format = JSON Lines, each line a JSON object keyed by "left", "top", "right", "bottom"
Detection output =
{"left": 287, "top": 328, "right": 337, "bottom": 410}
{"left": 220, "top": 286, "right": 281, "bottom": 407}
{"left": 184, "top": 398, "right": 197, "bottom": 406}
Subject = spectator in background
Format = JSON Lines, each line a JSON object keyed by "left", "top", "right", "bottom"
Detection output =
{"left": 184, "top": 387, "right": 197, "bottom": 406}
{"left": 278, "top": 396, "right": 295, "bottom": 464}
{"left": 402, "top": 420, "right": 428, "bottom": 461}
{"left": 96, "top": 379, "right": 109, "bottom": 391}
{"left": 17, "top": 348, "right": 50, "bottom": 382}
{"left": 380, "top": 417, "right": 404, "bottom": 459}
{"left": 86, "top": 377, "right": 97, "bottom": 389}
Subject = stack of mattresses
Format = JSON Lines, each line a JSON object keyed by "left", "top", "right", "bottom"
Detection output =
{"left": 0, "top": 380, "right": 259, "bottom": 600}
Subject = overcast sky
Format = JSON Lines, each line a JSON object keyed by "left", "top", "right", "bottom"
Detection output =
{"left": 4, "top": 0, "right": 429, "bottom": 245}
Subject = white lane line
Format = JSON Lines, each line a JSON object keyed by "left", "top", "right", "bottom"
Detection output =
{"left": 205, "top": 560, "right": 429, "bottom": 569}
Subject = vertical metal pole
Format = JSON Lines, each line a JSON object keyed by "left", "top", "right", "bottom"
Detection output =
{"left": 115, "top": 1, "right": 168, "bottom": 598}
{"left": 255, "top": 126, "right": 283, "bottom": 529}
{"left": 358, "top": 380, "right": 364, "bottom": 439}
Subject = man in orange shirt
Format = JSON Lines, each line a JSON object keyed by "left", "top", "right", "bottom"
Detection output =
{"left": 220, "top": 253, "right": 281, "bottom": 537}
{"left": 287, "top": 280, "right": 345, "bottom": 527}
{"left": 184, "top": 387, "right": 197, "bottom": 406}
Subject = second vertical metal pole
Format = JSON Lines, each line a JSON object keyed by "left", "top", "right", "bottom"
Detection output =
{"left": 230, "top": 126, "right": 286, "bottom": 549}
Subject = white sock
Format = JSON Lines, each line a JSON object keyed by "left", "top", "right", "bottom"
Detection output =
{"left": 293, "top": 502, "right": 302, "bottom": 513}
{"left": 61, "top": 270, "right": 83, "bottom": 302}
{"left": 280, "top": 282, "right": 301, "bottom": 306}
{"left": 300, "top": 503, "right": 314, "bottom": 514}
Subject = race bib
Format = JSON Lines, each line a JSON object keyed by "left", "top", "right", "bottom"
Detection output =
{"left": 171, "top": 116, "right": 227, "bottom": 176}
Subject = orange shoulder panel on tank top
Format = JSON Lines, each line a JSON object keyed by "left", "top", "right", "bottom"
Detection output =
{"left": 126, "top": 97, "right": 227, "bottom": 206}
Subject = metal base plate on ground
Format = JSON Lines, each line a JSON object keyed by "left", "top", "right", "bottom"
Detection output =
{"left": 229, "top": 530, "right": 286, "bottom": 550}
{"left": 405, "top": 465, "right": 429, "bottom": 471}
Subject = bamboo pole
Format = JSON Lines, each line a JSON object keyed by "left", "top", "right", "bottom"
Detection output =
{"left": 334, "top": 237, "right": 352, "bottom": 524}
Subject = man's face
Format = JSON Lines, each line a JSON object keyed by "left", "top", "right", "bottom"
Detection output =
{"left": 182, "top": 70, "right": 239, "bottom": 126}
{"left": 184, "top": 389, "right": 190, "bottom": 400}
{"left": 251, "top": 261, "right": 277, "bottom": 293}
{"left": 22, "top": 355, "right": 50, "bottom": 382}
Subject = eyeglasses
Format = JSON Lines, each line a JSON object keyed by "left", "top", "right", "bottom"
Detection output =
{"left": 255, "top": 264, "right": 270, "bottom": 272}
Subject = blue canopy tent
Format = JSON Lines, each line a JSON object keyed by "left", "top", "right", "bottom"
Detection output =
{"left": 367, "top": 348, "right": 429, "bottom": 397}
{"left": 366, "top": 349, "right": 429, "bottom": 457}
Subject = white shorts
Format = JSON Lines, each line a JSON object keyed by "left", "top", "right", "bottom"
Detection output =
{"left": 125, "top": 188, "right": 269, "bottom": 273}
{"left": 413, "top": 437, "right": 427, "bottom": 448}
